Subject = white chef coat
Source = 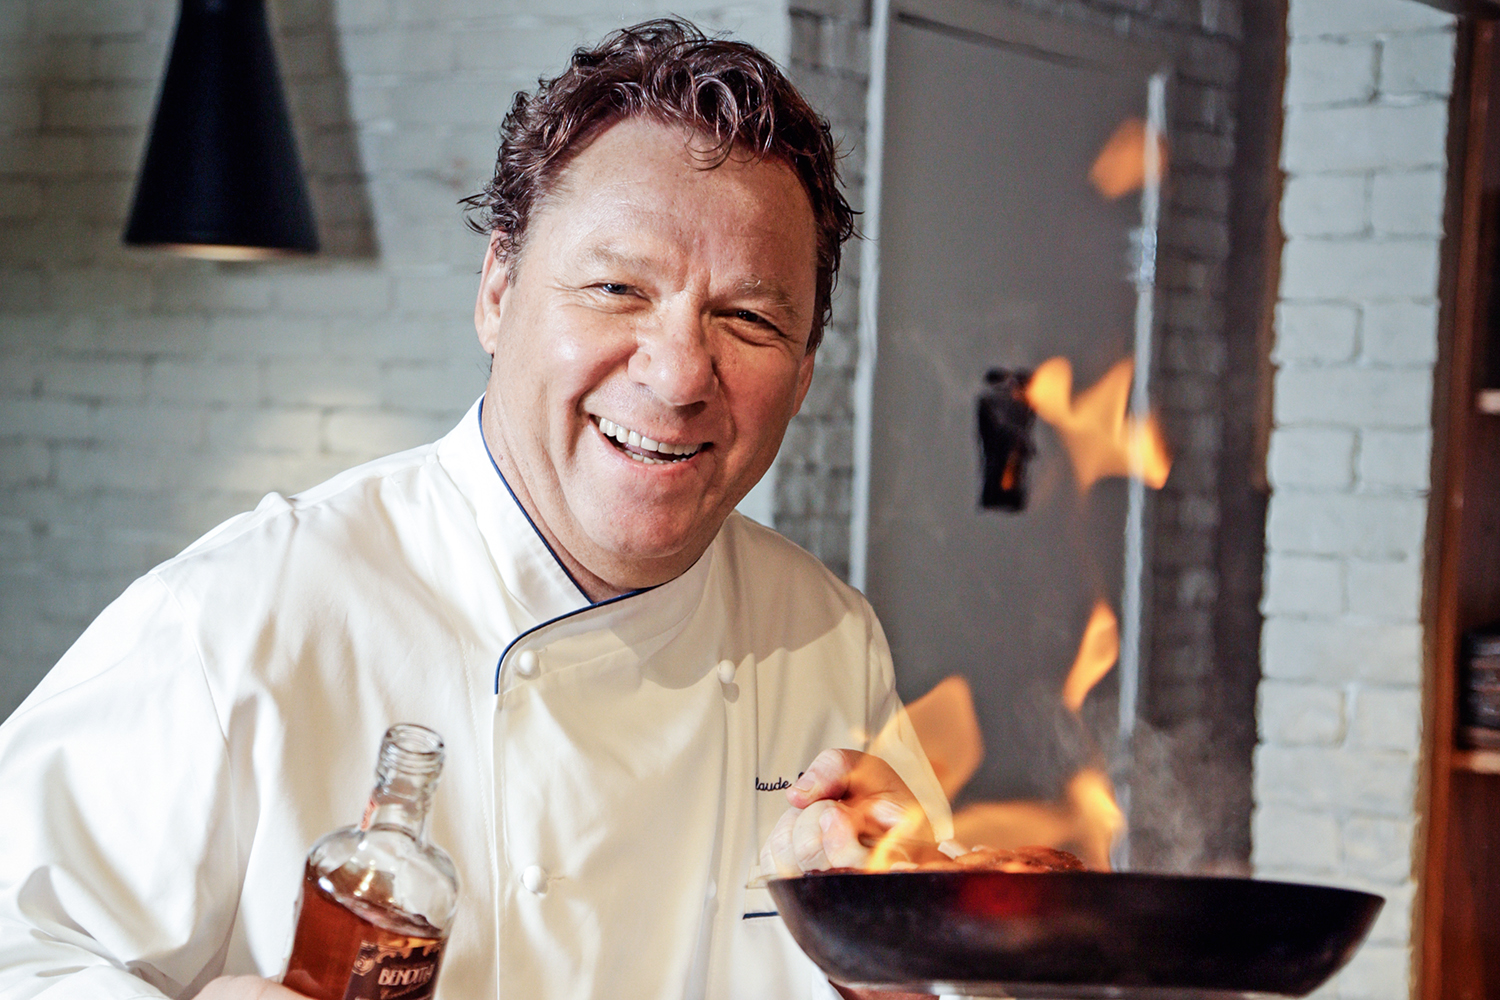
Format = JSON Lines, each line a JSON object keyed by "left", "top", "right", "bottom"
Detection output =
{"left": 0, "top": 398, "right": 950, "bottom": 1000}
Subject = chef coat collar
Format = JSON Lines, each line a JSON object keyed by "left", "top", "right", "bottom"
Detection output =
{"left": 435, "top": 397, "right": 590, "bottom": 624}
{"left": 435, "top": 398, "right": 716, "bottom": 641}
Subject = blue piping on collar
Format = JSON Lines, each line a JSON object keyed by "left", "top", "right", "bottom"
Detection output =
{"left": 476, "top": 396, "right": 591, "bottom": 602}
{"left": 493, "top": 589, "right": 644, "bottom": 694}
{"left": 475, "top": 396, "right": 655, "bottom": 693}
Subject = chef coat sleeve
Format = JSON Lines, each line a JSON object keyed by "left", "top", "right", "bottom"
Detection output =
{"left": 0, "top": 573, "right": 244, "bottom": 1000}
{"left": 860, "top": 612, "right": 954, "bottom": 844}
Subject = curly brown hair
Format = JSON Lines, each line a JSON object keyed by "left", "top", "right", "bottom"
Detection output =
{"left": 462, "top": 17, "right": 856, "bottom": 352}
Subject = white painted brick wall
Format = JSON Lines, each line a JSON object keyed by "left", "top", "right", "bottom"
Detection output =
{"left": 1256, "top": 3, "right": 1453, "bottom": 998}
{"left": 0, "top": 0, "right": 788, "bottom": 715}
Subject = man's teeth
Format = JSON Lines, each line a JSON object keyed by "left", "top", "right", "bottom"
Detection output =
{"left": 596, "top": 417, "right": 702, "bottom": 463}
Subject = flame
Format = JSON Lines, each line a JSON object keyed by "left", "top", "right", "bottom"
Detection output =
{"left": 1061, "top": 602, "right": 1119, "bottom": 713}
{"left": 948, "top": 770, "right": 1123, "bottom": 871}
{"left": 904, "top": 675, "right": 984, "bottom": 802}
{"left": 1065, "top": 767, "right": 1125, "bottom": 868}
{"left": 1024, "top": 357, "right": 1170, "bottom": 491}
{"left": 865, "top": 802, "right": 931, "bottom": 872}
{"left": 1089, "top": 117, "right": 1168, "bottom": 200}
{"left": 913, "top": 604, "right": 1128, "bottom": 870}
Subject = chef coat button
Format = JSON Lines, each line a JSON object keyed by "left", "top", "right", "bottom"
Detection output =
{"left": 716, "top": 659, "right": 736, "bottom": 685}
{"left": 516, "top": 650, "right": 539, "bottom": 678}
{"left": 706, "top": 879, "right": 717, "bottom": 900}
{"left": 522, "top": 864, "right": 548, "bottom": 894}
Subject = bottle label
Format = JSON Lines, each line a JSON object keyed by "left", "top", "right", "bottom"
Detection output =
{"left": 343, "top": 940, "right": 443, "bottom": 1000}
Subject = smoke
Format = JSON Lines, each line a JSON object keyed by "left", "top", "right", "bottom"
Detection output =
{"left": 1117, "top": 718, "right": 1252, "bottom": 876}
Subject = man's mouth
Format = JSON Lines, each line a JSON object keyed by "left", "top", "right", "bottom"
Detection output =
{"left": 595, "top": 416, "right": 705, "bottom": 465}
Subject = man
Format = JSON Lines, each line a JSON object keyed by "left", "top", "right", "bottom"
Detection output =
{"left": 0, "top": 19, "right": 949, "bottom": 1000}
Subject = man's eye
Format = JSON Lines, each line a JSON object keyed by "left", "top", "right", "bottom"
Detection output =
{"left": 734, "top": 309, "right": 769, "bottom": 326}
{"left": 600, "top": 282, "right": 631, "bottom": 295}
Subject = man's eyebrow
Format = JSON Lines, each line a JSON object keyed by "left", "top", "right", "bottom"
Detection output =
{"left": 730, "top": 277, "right": 804, "bottom": 320}
{"left": 579, "top": 243, "right": 808, "bottom": 323}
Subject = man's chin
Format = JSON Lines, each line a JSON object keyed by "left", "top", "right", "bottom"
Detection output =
{"left": 582, "top": 521, "right": 721, "bottom": 583}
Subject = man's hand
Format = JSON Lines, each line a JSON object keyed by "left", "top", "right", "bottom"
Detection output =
{"left": 196, "top": 976, "right": 306, "bottom": 999}
{"left": 759, "top": 750, "right": 942, "bottom": 1000}
{"left": 760, "top": 748, "right": 945, "bottom": 876}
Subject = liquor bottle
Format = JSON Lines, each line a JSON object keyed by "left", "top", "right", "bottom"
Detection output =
{"left": 282, "top": 724, "right": 460, "bottom": 1000}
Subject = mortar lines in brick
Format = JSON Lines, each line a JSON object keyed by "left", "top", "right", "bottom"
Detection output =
{"left": 1255, "top": 8, "right": 1450, "bottom": 997}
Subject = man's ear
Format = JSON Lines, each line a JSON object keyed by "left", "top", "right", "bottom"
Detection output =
{"left": 475, "top": 234, "right": 511, "bottom": 355}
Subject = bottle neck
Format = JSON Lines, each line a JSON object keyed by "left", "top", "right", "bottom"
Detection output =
{"left": 361, "top": 782, "right": 433, "bottom": 839}
{"left": 359, "top": 724, "right": 444, "bottom": 840}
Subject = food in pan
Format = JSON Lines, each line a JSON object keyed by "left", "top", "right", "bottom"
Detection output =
{"left": 924, "top": 844, "right": 1087, "bottom": 872}
{"left": 823, "top": 844, "right": 1087, "bottom": 876}
{"left": 897, "top": 844, "right": 1087, "bottom": 873}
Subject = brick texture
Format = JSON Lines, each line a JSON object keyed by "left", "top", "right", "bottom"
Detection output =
{"left": 0, "top": 0, "right": 787, "bottom": 715}
{"left": 773, "top": 0, "right": 869, "bottom": 579}
{"left": 1254, "top": 5, "right": 1454, "bottom": 999}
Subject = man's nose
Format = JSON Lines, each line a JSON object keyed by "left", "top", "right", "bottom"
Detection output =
{"left": 627, "top": 302, "right": 718, "bottom": 406}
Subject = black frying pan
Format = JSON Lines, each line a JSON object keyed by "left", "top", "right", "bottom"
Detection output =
{"left": 768, "top": 870, "right": 1383, "bottom": 998}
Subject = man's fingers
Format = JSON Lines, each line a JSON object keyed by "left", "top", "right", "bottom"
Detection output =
{"left": 764, "top": 801, "right": 874, "bottom": 875}
{"left": 790, "top": 800, "right": 837, "bottom": 870}
{"left": 762, "top": 806, "right": 802, "bottom": 877}
{"left": 818, "top": 802, "right": 872, "bottom": 869}
{"left": 786, "top": 750, "right": 935, "bottom": 842}
{"left": 786, "top": 747, "right": 859, "bottom": 808}
{"left": 787, "top": 747, "right": 921, "bottom": 811}
{"left": 788, "top": 799, "right": 873, "bottom": 871}
{"left": 766, "top": 749, "right": 940, "bottom": 875}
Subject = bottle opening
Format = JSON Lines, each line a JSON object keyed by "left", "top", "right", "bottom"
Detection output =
{"left": 379, "top": 723, "right": 445, "bottom": 777}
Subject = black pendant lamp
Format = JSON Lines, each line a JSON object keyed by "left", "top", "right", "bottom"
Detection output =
{"left": 124, "top": 0, "right": 318, "bottom": 259}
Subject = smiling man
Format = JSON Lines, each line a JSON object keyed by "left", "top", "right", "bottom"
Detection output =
{"left": 473, "top": 116, "right": 819, "bottom": 599}
{"left": 0, "top": 19, "right": 948, "bottom": 1000}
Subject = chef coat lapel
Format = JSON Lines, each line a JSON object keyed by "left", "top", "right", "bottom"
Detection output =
{"left": 435, "top": 398, "right": 590, "bottom": 626}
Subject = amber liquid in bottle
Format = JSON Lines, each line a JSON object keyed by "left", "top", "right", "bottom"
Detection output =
{"left": 282, "top": 724, "right": 458, "bottom": 1000}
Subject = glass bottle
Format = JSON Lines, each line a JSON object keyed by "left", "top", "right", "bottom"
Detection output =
{"left": 282, "top": 724, "right": 460, "bottom": 1000}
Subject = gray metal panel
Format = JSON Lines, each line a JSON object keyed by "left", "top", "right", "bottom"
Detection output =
{"left": 865, "top": 11, "right": 1160, "bottom": 802}
{"left": 889, "top": 0, "right": 1165, "bottom": 73}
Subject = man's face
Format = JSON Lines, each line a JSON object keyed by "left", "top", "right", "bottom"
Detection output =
{"left": 474, "top": 117, "right": 819, "bottom": 598}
